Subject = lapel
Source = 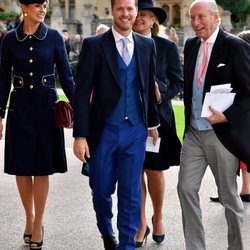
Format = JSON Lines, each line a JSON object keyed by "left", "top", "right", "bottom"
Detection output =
{"left": 185, "top": 38, "right": 201, "bottom": 99}
{"left": 101, "top": 30, "right": 120, "bottom": 86}
{"left": 190, "top": 39, "right": 201, "bottom": 80}
{"left": 152, "top": 35, "right": 161, "bottom": 51}
{"left": 101, "top": 31, "right": 148, "bottom": 89}
{"left": 133, "top": 33, "right": 147, "bottom": 89}
{"left": 204, "top": 29, "right": 225, "bottom": 93}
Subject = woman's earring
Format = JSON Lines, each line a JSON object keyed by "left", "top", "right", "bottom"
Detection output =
{"left": 24, "top": 13, "right": 27, "bottom": 17}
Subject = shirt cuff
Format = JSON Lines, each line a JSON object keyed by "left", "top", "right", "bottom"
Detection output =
{"left": 148, "top": 124, "right": 160, "bottom": 130}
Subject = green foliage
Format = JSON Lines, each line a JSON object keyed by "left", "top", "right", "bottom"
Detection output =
{"left": 217, "top": 0, "right": 250, "bottom": 27}
{"left": 0, "top": 11, "right": 19, "bottom": 21}
{"left": 46, "top": 9, "right": 52, "bottom": 19}
{"left": 173, "top": 105, "right": 184, "bottom": 142}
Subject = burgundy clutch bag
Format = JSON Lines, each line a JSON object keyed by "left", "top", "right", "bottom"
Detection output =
{"left": 54, "top": 100, "right": 73, "bottom": 128}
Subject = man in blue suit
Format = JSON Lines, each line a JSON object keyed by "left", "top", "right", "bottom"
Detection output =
{"left": 73, "top": 0, "right": 159, "bottom": 249}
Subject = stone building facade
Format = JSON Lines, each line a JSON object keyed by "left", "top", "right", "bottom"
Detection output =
{"left": 0, "top": 0, "right": 19, "bottom": 12}
{"left": 56, "top": 0, "right": 192, "bottom": 32}
{"left": 49, "top": 0, "right": 233, "bottom": 42}
{"left": 0, "top": 0, "right": 234, "bottom": 45}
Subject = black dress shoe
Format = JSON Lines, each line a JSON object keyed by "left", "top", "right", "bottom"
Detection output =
{"left": 151, "top": 216, "right": 165, "bottom": 244}
{"left": 152, "top": 234, "right": 165, "bottom": 244}
{"left": 240, "top": 194, "right": 250, "bottom": 202}
{"left": 102, "top": 235, "right": 118, "bottom": 250}
{"left": 135, "top": 226, "right": 150, "bottom": 248}
{"left": 210, "top": 195, "right": 250, "bottom": 203}
{"left": 210, "top": 196, "right": 220, "bottom": 202}
{"left": 30, "top": 227, "right": 44, "bottom": 250}
{"left": 23, "top": 233, "right": 32, "bottom": 245}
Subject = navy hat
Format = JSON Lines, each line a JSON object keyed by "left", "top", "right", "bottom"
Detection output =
{"left": 138, "top": 0, "right": 167, "bottom": 24}
{"left": 19, "top": 0, "right": 47, "bottom": 4}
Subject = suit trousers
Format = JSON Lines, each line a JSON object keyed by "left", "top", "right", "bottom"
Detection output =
{"left": 89, "top": 120, "right": 147, "bottom": 250}
{"left": 177, "top": 126, "right": 244, "bottom": 250}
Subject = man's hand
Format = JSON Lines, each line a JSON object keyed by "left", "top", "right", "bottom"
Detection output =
{"left": 148, "top": 128, "right": 159, "bottom": 145}
{"left": 155, "top": 82, "right": 162, "bottom": 104}
{"left": 205, "top": 106, "right": 228, "bottom": 124}
{"left": 73, "top": 137, "right": 90, "bottom": 163}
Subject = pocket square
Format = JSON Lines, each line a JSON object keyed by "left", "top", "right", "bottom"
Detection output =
{"left": 217, "top": 63, "right": 226, "bottom": 68}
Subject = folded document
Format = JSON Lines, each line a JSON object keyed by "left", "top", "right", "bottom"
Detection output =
{"left": 201, "top": 83, "right": 236, "bottom": 117}
{"left": 146, "top": 137, "right": 161, "bottom": 153}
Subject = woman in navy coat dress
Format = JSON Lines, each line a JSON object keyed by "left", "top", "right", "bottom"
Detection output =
{"left": 0, "top": 0, "right": 75, "bottom": 249}
{"left": 133, "top": 0, "right": 183, "bottom": 247}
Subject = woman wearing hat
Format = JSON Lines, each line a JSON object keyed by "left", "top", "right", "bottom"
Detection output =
{"left": 133, "top": 0, "right": 183, "bottom": 247}
{"left": 0, "top": 0, "right": 75, "bottom": 249}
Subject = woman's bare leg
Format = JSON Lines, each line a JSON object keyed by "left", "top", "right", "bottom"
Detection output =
{"left": 31, "top": 176, "right": 49, "bottom": 242}
{"left": 146, "top": 169, "right": 165, "bottom": 236}
{"left": 16, "top": 176, "right": 34, "bottom": 236}
{"left": 134, "top": 171, "right": 148, "bottom": 242}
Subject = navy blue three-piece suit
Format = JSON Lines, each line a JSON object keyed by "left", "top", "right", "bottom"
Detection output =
{"left": 73, "top": 29, "right": 159, "bottom": 249}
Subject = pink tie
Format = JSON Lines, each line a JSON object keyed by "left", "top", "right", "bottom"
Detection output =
{"left": 197, "top": 41, "right": 208, "bottom": 88}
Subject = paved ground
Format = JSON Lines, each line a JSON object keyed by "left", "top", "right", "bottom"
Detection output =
{"left": 0, "top": 119, "right": 249, "bottom": 250}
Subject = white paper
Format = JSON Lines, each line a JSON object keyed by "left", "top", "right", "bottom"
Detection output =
{"left": 146, "top": 137, "right": 161, "bottom": 153}
{"left": 210, "top": 83, "right": 231, "bottom": 92}
{"left": 201, "top": 83, "right": 235, "bottom": 117}
{"left": 201, "top": 92, "right": 236, "bottom": 117}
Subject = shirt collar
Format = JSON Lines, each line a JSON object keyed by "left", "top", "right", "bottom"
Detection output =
{"left": 144, "top": 32, "right": 152, "bottom": 38}
{"left": 201, "top": 26, "right": 219, "bottom": 44}
{"left": 112, "top": 26, "right": 134, "bottom": 43}
{"left": 15, "top": 21, "right": 48, "bottom": 42}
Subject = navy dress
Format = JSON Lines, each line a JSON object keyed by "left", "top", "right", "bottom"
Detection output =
{"left": 0, "top": 22, "right": 75, "bottom": 176}
{"left": 143, "top": 35, "right": 183, "bottom": 171}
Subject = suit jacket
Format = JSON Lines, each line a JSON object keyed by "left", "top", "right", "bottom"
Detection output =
{"left": 184, "top": 28, "right": 250, "bottom": 169}
{"left": 152, "top": 35, "right": 183, "bottom": 130}
{"left": 73, "top": 29, "right": 159, "bottom": 151}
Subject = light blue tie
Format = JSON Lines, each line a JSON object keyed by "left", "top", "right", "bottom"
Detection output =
{"left": 121, "top": 38, "right": 131, "bottom": 66}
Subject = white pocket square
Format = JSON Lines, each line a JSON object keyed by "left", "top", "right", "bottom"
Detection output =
{"left": 217, "top": 63, "right": 226, "bottom": 68}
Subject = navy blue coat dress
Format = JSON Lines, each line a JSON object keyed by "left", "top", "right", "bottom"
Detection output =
{"left": 0, "top": 22, "right": 75, "bottom": 176}
{"left": 143, "top": 35, "right": 183, "bottom": 170}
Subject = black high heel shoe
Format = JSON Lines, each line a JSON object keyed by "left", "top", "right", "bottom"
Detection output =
{"left": 23, "top": 233, "right": 32, "bottom": 245}
{"left": 135, "top": 226, "right": 150, "bottom": 248}
{"left": 30, "top": 227, "right": 44, "bottom": 250}
{"left": 152, "top": 216, "right": 165, "bottom": 244}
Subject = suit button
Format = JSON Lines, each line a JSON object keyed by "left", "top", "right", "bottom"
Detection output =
{"left": 29, "top": 72, "right": 33, "bottom": 76}
{"left": 29, "top": 36, "right": 32, "bottom": 39}
{"left": 29, "top": 47, "right": 33, "bottom": 51}
{"left": 29, "top": 59, "right": 33, "bottom": 63}
{"left": 29, "top": 85, "right": 34, "bottom": 89}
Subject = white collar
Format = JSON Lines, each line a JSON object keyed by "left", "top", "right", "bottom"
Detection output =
{"left": 201, "top": 26, "right": 219, "bottom": 44}
{"left": 112, "top": 26, "right": 134, "bottom": 43}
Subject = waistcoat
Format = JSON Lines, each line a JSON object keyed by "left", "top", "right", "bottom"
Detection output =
{"left": 106, "top": 51, "right": 143, "bottom": 126}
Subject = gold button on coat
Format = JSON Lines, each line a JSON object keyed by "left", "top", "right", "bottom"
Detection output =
{"left": 29, "top": 85, "right": 34, "bottom": 89}
{"left": 29, "top": 47, "right": 33, "bottom": 51}
{"left": 29, "top": 59, "right": 33, "bottom": 63}
{"left": 29, "top": 72, "right": 33, "bottom": 76}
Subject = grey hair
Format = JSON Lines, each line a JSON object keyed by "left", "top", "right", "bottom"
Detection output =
{"left": 96, "top": 24, "right": 109, "bottom": 33}
{"left": 189, "top": 0, "right": 218, "bottom": 15}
